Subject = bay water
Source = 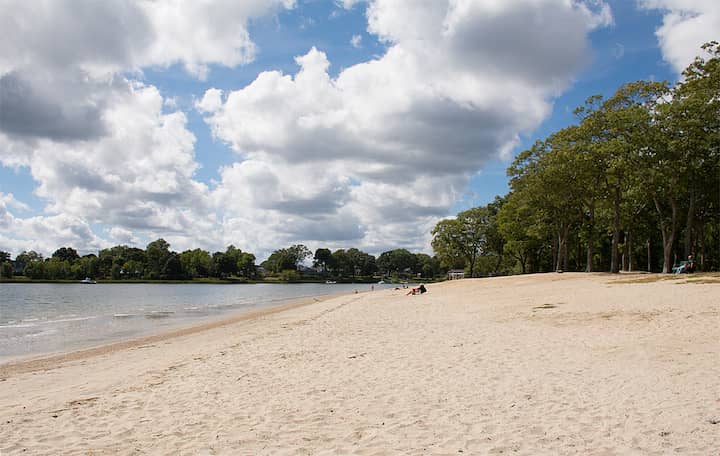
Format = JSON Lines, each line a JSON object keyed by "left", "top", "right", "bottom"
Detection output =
{"left": 0, "top": 282, "right": 389, "bottom": 362}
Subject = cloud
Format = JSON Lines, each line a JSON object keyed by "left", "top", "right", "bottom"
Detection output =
{"left": 351, "top": 34, "right": 363, "bottom": 48}
{"left": 0, "top": 80, "right": 221, "bottom": 255}
{"left": 1, "top": 0, "right": 612, "bottom": 258}
{"left": 0, "top": 0, "right": 296, "bottom": 145}
{"left": 0, "top": 70, "right": 108, "bottom": 141}
{"left": 638, "top": 0, "right": 720, "bottom": 72}
{"left": 195, "top": 88, "right": 224, "bottom": 113}
{"left": 0, "top": 196, "right": 107, "bottom": 256}
{"left": 0, "top": 0, "right": 294, "bottom": 256}
{"left": 0, "top": 0, "right": 295, "bottom": 78}
{"left": 203, "top": 0, "right": 612, "bottom": 254}
{"left": 337, "top": 0, "right": 364, "bottom": 9}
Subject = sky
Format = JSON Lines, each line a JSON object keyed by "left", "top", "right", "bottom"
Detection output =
{"left": 0, "top": 0, "right": 718, "bottom": 260}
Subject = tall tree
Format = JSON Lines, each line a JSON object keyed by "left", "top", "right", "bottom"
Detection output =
{"left": 145, "top": 239, "right": 172, "bottom": 279}
{"left": 52, "top": 247, "right": 80, "bottom": 263}
{"left": 432, "top": 207, "right": 492, "bottom": 277}
{"left": 313, "top": 248, "right": 332, "bottom": 273}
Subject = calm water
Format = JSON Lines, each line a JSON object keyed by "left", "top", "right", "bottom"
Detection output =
{"left": 0, "top": 282, "right": 388, "bottom": 362}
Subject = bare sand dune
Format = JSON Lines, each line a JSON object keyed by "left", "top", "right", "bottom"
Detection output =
{"left": 1, "top": 273, "right": 718, "bottom": 455}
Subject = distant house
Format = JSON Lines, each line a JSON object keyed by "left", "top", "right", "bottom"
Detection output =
{"left": 448, "top": 269, "right": 465, "bottom": 280}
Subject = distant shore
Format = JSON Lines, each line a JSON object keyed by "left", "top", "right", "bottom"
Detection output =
{"left": 0, "top": 277, "right": 403, "bottom": 285}
{"left": 1, "top": 273, "right": 718, "bottom": 454}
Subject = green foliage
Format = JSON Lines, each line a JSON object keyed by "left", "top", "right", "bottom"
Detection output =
{"left": 52, "top": 247, "right": 80, "bottom": 262}
{"left": 431, "top": 207, "right": 495, "bottom": 277}
{"left": 377, "top": 249, "right": 416, "bottom": 276}
{"left": 262, "top": 244, "right": 311, "bottom": 274}
{"left": 494, "top": 43, "right": 719, "bottom": 274}
{"left": 1, "top": 261, "right": 13, "bottom": 278}
{"left": 313, "top": 248, "right": 332, "bottom": 272}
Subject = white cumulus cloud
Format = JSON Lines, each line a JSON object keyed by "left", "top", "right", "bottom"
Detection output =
{"left": 202, "top": 0, "right": 612, "bottom": 255}
{"left": 638, "top": 0, "right": 720, "bottom": 73}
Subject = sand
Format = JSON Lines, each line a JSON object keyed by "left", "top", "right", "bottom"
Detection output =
{"left": 1, "top": 273, "right": 718, "bottom": 455}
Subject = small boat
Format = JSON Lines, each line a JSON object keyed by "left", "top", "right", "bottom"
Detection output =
{"left": 377, "top": 280, "right": 385, "bottom": 284}
{"left": 80, "top": 277, "right": 97, "bottom": 284}
{"left": 325, "top": 280, "right": 337, "bottom": 284}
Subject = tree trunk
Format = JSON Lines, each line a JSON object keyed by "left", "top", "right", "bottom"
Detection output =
{"left": 647, "top": 238, "right": 652, "bottom": 272}
{"left": 556, "top": 225, "right": 569, "bottom": 272}
{"left": 562, "top": 225, "right": 569, "bottom": 272}
{"left": 698, "top": 221, "right": 705, "bottom": 271}
{"left": 684, "top": 188, "right": 695, "bottom": 259}
{"left": 611, "top": 186, "right": 622, "bottom": 273}
{"left": 493, "top": 253, "right": 503, "bottom": 275}
{"left": 585, "top": 203, "right": 595, "bottom": 272}
{"left": 627, "top": 230, "right": 633, "bottom": 271}
{"left": 654, "top": 196, "right": 678, "bottom": 273}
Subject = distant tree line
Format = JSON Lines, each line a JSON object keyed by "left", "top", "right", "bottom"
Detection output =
{"left": 260, "top": 245, "right": 443, "bottom": 281}
{"left": 0, "top": 240, "right": 256, "bottom": 281}
{"left": 432, "top": 43, "right": 720, "bottom": 275}
{"left": 0, "top": 242, "right": 446, "bottom": 281}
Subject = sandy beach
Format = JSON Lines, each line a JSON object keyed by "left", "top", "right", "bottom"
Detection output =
{"left": 1, "top": 273, "right": 718, "bottom": 455}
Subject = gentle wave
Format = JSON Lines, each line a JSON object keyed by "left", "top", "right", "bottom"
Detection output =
{"left": 145, "top": 311, "right": 175, "bottom": 319}
{"left": 0, "top": 315, "right": 97, "bottom": 329}
{"left": 45, "top": 316, "right": 97, "bottom": 324}
{"left": 24, "top": 328, "right": 59, "bottom": 338}
{"left": 0, "top": 322, "right": 37, "bottom": 329}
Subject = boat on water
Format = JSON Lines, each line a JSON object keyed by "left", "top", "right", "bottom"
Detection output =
{"left": 325, "top": 280, "right": 337, "bottom": 284}
{"left": 377, "top": 280, "right": 385, "bottom": 284}
{"left": 80, "top": 277, "right": 97, "bottom": 284}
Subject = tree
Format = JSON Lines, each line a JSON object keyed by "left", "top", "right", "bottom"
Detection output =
{"left": 432, "top": 207, "right": 492, "bottom": 277}
{"left": 23, "top": 260, "right": 46, "bottom": 279}
{"left": 215, "top": 245, "right": 243, "bottom": 277}
{"left": 584, "top": 81, "right": 670, "bottom": 272}
{"left": 180, "top": 248, "right": 213, "bottom": 278}
{"left": 161, "top": 253, "right": 183, "bottom": 279}
{"left": 1, "top": 261, "right": 13, "bottom": 278}
{"left": 262, "top": 245, "right": 311, "bottom": 275}
{"left": 415, "top": 253, "right": 441, "bottom": 278}
{"left": 15, "top": 251, "right": 43, "bottom": 276}
{"left": 330, "top": 249, "right": 351, "bottom": 276}
{"left": 497, "top": 191, "right": 547, "bottom": 273}
{"left": 287, "top": 244, "right": 311, "bottom": 269}
{"left": 145, "top": 239, "right": 172, "bottom": 279}
{"left": 51, "top": 247, "right": 80, "bottom": 263}
{"left": 237, "top": 252, "right": 256, "bottom": 278}
{"left": 313, "top": 248, "right": 332, "bottom": 273}
{"left": 346, "top": 248, "right": 377, "bottom": 276}
{"left": 0, "top": 251, "right": 10, "bottom": 263}
{"left": 376, "top": 249, "right": 416, "bottom": 276}
{"left": 667, "top": 41, "right": 720, "bottom": 270}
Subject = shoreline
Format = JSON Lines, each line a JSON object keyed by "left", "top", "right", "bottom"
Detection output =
{"left": 0, "top": 291, "right": 345, "bottom": 378}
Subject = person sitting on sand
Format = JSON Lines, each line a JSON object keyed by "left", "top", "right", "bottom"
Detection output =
{"left": 675, "top": 255, "right": 697, "bottom": 274}
{"left": 686, "top": 255, "right": 696, "bottom": 273}
{"left": 407, "top": 284, "right": 427, "bottom": 295}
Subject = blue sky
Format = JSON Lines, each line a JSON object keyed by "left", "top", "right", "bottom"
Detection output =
{"left": 0, "top": 0, "right": 716, "bottom": 258}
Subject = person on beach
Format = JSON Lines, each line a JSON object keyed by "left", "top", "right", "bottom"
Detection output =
{"left": 675, "top": 255, "right": 696, "bottom": 274}
{"left": 407, "top": 284, "right": 427, "bottom": 295}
